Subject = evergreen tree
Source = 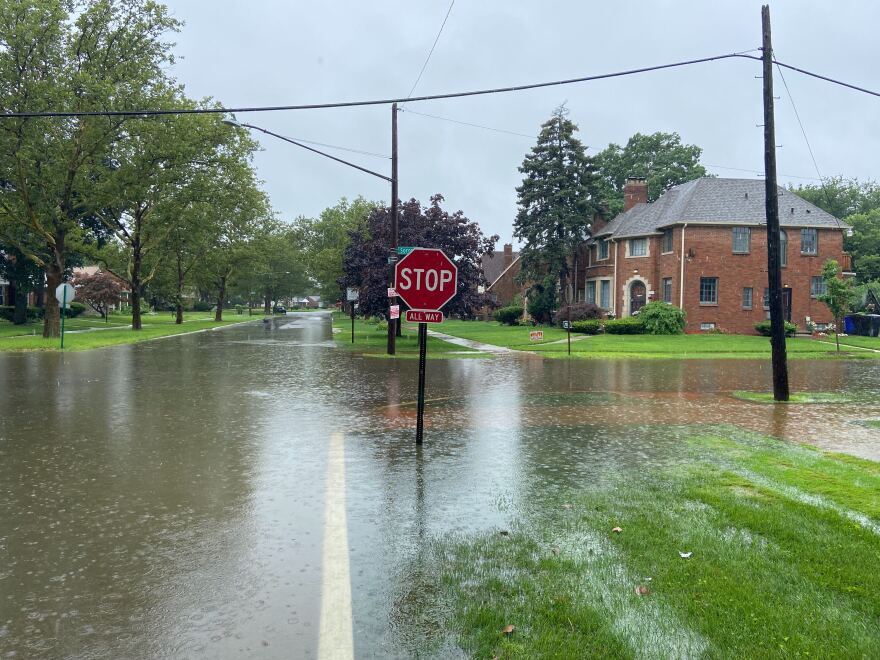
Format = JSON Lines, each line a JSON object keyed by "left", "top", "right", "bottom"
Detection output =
{"left": 513, "top": 106, "right": 598, "bottom": 303}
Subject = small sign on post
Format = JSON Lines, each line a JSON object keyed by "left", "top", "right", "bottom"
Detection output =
{"left": 55, "top": 282, "right": 76, "bottom": 350}
{"left": 529, "top": 330, "right": 544, "bottom": 342}
{"left": 346, "top": 287, "right": 359, "bottom": 301}
{"left": 389, "top": 305, "right": 400, "bottom": 320}
{"left": 387, "top": 287, "right": 397, "bottom": 298}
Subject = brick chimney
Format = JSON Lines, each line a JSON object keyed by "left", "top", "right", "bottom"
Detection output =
{"left": 503, "top": 243, "right": 513, "bottom": 269}
{"left": 623, "top": 176, "right": 648, "bottom": 212}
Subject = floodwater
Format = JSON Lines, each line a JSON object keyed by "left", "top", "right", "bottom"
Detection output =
{"left": 0, "top": 312, "right": 878, "bottom": 658}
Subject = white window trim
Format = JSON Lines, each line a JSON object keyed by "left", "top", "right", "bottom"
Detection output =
{"left": 626, "top": 237, "right": 650, "bottom": 259}
{"left": 596, "top": 240, "right": 610, "bottom": 261}
{"left": 661, "top": 229, "right": 675, "bottom": 255}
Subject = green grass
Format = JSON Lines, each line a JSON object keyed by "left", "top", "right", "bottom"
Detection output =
{"left": 404, "top": 428, "right": 880, "bottom": 657}
{"left": 864, "top": 420, "right": 880, "bottom": 429}
{"left": 0, "top": 312, "right": 250, "bottom": 352}
{"left": 825, "top": 335, "right": 880, "bottom": 351}
{"left": 435, "top": 320, "right": 880, "bottom": 359}
{"left": 732, "top": 390, "right": 869, "bottom": 404}
{"left": 331, "top": 313, "right": 488, "bottom": 359}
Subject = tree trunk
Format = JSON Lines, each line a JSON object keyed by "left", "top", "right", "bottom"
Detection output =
{"left": 215, "top": 276, "right": 226, "bottom": 322}
{"left": 175, "top": 256, "right": 184, "bottom": 325}
{"left": 264, "top": 296, "right": 271, "bottom": 315}
{"left": 12, "top": 283, "right": 28, "bottom": 325}
{"left": 43, "top": 259, "right": 62, "bottom": 338}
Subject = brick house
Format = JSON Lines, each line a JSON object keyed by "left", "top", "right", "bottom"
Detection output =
{"left": 582, "top": 177, "right": 852, "bottom": 334}
{"left": 479, "top": 243, "right": 523, "bottom": 313}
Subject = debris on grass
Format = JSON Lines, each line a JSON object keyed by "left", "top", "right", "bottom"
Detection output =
{"left": 679, "top": 551, "right": 693, "bottom": 558}
{"left": 635, "top": 585, "right": 651, "bottom": 596}
{"left": 612, "top": 526, "right": 623, "bottom": 533}
{"left": 501, "top": 624, "right": 515, "bottom": 635}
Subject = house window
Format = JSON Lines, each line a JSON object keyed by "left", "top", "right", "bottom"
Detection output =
{"left": 732, "top": 226, "right": 750, "bottom": 254}
{"left": 662, "top": 278, "right": 673, "bottom": 303}
{"left": 662, "top": 229, "right": 674, "bottom": 253}
{"left": 742, "top": 287, "right": 753, "bottom": 309}
{"left": 598, "top": 239, "right": 609, "bottom": 260}
{"left": 599, "top": 280, "right": 611, "bottom": 309}
{"left": 586, "top": 281, "right": 597, "bottom": 304}
{"left": 700, "top": 277, "right": 718, "bottom": 304}
{"left": 780, "top": 230, "right": 788, "bottom": 267}
{"left": 811, "top": 276, "right": 826, "bottom": 298}
{"left": 801, "top": 228, "right": 818, "bottom": 255}
{"left": 700, "top": 322, "right": 716, "bottom": 331}
{"left": 629, "top": 237, "right": 647, "bottom": 257}
{"left": 762, "top": 287, "right": 770, "bottom": 310}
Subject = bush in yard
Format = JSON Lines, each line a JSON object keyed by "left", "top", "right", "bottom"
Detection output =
{"left": 66, "top": 302, "right": 86, "bottom": 318}
{"left": 555, "top": 302, "right": 603, "bottom": 323}
{"left": 639, "top": 301, "right": 686, "bottom": 335}
{"left": 193, "top": 301, "right": 213, "bottom": 312}
{"left": 0, "top": 305, "right": 44, "bottom": 321}
{"left": 604, "top": 316, "right": 646, "bottom": 334}
{"left": 571, "top": 319, "right": 602, "bottom": 334}
{"left": 754, "top": 320, "right": 797, "bottom": 337}
{"left": 526, "top": 278, "right": 557, "bottom": 324}
{"left": 494, "top": 305, "right": 524, "bottom": 325}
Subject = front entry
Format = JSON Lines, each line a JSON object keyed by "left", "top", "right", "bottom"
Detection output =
{"left": 630, "top": 281, "right": 647, "bottom": 315}
{"left": 783, "top": 287, "right": 792, "bottom": 322}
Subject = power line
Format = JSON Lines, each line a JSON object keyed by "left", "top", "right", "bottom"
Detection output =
{"left": 405, "top": 1, "right": 455, "bottom": 101}
{"left": 0, "top": 51, "right": 761, "bottom": 119}
{"left": 270, "top": 133, "right": 389, "bottom": 159}
{"left": 400, "top": 107, "right": 536, "bottom": 139}
{"left": 706, "top": 163, "right": 820, "bottom": 181}
{"left": 772, "top": 59, "right": 880, "bottom": 98}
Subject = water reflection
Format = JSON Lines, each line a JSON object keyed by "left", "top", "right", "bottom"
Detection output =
{"left": 0, "top": 312, "right": 878, "bottom": 658}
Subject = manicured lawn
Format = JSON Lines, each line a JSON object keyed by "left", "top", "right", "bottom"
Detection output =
{"left": 435, "top": 320, "right": 880, "bottom": 359}
{"left": 826, "top": 335, "right": 880, "bottom": 351}
{"left": 405, "top": 427, "right": 880, "bottom": 657}
{"left": 0, "top": 312, "right": 251, "bottom": 351}
{"left": 332, "top": 313, "right": 487, "bottom": 359}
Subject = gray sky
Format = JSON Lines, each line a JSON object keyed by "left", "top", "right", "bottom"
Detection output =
{"left": 167, "top": 1, "right": 879, "bottom": 246}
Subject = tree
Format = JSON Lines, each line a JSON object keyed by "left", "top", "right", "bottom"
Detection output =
{"left": 0, "top": 242, "right": 43, "bottom": 324}
{"left": 790, "top": 178, "right": 880, "bottom": 284}
{"left": 302, "top": 197, "right": 375, "bottom": 301}
{"left": 234, "top": 223, "right": 310, "bottom": 313}
{"left": 73, "top": 271, "right": 123, "bottom": 319}
{"left": 819, "top": 259, "right": 855, "bottom": 352}
{"left": 340, "top": 195, "right": 497, "bottom": 319}
{"left": 0, "top": 0, "right": 181, "bottom": 337}
{"left": 592, "top": 131, "right": 707, "bottom": 217}
{"left": 513, "top": 106, "right": 598, "bottom": 301}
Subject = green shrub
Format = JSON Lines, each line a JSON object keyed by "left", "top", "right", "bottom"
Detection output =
{"left": 527, "top": 279, "right": 557, "bottom": 324}
{"left": 571, "top": 319, "right": 602, "bottom": 334}
{"left": 0, "top": 305, "right": 44, "bottom": 321}
{"left": 639, "top": 301, "right": 686, "bottom": 335}
{"left": 494, "top": 305, "right": 524, "bottom": 325}
{"left": 604, "top": 317, "right": 646, "bottom": 334}
{"left": 376, "top": 320, "right": 388, "bottom": 331}
{"left": 66, "top": 302, "right": 86, "bottom": 318}
{"left": 193, "top": 300, "right": 213, "bottom": 312}
{"left": 754, "top": 320, "right": 797, "bottom": 337}
{"left": 555, "top": 302, "right": 604, "bottom": 323}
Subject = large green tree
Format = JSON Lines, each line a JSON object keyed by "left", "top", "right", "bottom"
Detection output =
{"left": 301, "top": 197, "right": 375, "bottom": 301}
{"left": 791, "top": 178, "right": 880, "bottom": 283}
{"left": 592, "top": 131, "right": 707, "bottom": 217}
{"left": 513, "top": 106, "right": 598, "bottom": 301}
{"left": 0, "top": 0, "right": 180, "bottom": 337}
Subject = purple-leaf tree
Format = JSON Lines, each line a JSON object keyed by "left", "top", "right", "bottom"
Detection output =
{"left": 73, "top": 272, "right": 124, "bottom": 320}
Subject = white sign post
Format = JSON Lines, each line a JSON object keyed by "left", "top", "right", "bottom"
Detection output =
{"left": 55, "top": 282, "right": 76, "bottom": 349}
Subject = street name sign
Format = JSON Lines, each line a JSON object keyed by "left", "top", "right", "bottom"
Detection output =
{"left": 405, "top": 310, "right": 443, "bottom": 323}
{"left": 397, "top": 246, "right": 415, "bottom": 256}
{"left": 394, "top": 248, "right": 458, "bottom": 314}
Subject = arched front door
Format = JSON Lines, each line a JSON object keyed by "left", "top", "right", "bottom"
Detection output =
{"left": 630, "top": 281, "right": 647, "bottom": 315}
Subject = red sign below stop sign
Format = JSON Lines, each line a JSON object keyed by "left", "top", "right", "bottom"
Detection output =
{"left": 394, "top": 248, "right": 458, "bottom": 313}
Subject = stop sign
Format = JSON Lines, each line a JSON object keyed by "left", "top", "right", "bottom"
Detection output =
{"left": 394, "top": 248, "right": 458, "bottom": 311}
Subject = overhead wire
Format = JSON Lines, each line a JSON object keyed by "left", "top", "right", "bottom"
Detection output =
{"left": 404, "top": 1, "right": 455, "bottom": 102}
{"left": 399, "top": 107, "right": 536, "bottom": 139}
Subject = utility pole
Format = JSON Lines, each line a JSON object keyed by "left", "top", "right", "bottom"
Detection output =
{"left": 762, "top": 5, "right": 790, "bottom": 401}
{"left": 387, "top": 102, "right": 399, "bottom": 355}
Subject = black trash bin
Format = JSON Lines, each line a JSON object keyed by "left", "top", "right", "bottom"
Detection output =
{"left": 869, "top": 314, "right": 880, "bottom": 338}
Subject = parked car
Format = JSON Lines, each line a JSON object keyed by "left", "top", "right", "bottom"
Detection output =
{"left": 273, "top": 305, "right": 287, "bottom": 314}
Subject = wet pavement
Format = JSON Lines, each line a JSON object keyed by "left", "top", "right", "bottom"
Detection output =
{"left": 1, "top": 312, "right": 878, "bottom": 658}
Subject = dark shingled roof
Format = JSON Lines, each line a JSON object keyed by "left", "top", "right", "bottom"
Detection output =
{"left": 482, "top": 250, "right": 519, "bottom": 286}
{"left": 593, "top": 178, "right": 848, "bottom": 240}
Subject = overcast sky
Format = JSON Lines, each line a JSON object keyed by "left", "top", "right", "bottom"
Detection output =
{"left": 166, "top": 0, "right": 879, "bottom": 246}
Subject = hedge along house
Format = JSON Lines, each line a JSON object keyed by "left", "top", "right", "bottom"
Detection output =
{"left": 582, "top": 177, "right": 853, "bottom": 334}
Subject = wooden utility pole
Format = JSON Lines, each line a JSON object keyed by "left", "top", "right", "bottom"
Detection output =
{"left": 762, "top": 5, "right": 790, "bottom": 401}
{"left": 387, "top": 102, "right": 399, "bottom": 355}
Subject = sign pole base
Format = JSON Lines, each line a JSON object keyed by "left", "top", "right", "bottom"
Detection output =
{"left": 416, "top": 322, "right": 427, "bottom": 445}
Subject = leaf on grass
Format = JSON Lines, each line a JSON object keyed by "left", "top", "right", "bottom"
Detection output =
{"left": 562, "top": 503, "right": 573, "bottom": 510}
{"left": 502, "top": 624, "right": 515, "bottom": 635}
{"left": 635, "top": 585, "right": 650, "bottom": 596}
{"left": 679, "top": 551, "right": 692, "bottom": 558}
{"left": 612, "top": 527, "right": 623, "bottom": 533}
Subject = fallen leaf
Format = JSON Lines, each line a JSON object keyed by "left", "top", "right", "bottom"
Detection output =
{"left": 679, "top": 551, "right": 692, "bottom": 559}
{"left": 502, "top": 624, "right": 515, "bottom": 635}
{"left": 635, "top": 585, "right": 650, "bottom": 596}
{"left": 612, "top": 527, "right": 623, "bottom": 533}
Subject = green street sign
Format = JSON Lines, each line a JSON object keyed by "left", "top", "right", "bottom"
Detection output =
{"left": 397, "top": 246, "right": 415, "bottom": 256}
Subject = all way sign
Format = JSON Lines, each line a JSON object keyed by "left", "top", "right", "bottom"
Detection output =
{"left": 405, "top": 310, "right": 443, "bottom": 323}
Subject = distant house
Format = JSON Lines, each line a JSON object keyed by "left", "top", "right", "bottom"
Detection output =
{"left": 582, "top": 177, "right": 853, "bottom": 334}
{"left": 479, "top": 244, "right": 524, "bottom": 318}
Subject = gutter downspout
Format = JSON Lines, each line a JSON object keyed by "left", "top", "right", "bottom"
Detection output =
{"left": 611, "top": 238, "right": 618, "bottom": 316}
{"left": 679, "top": 223, "right": 688, "bottom": 308}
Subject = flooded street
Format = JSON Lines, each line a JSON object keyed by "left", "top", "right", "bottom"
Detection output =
{"left": 1, "top": 312, "right": 878, "bottom": 658}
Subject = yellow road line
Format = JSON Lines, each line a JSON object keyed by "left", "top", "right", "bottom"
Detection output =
{"left": 318, "top": 432, "right": 354, "bottom": 660}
